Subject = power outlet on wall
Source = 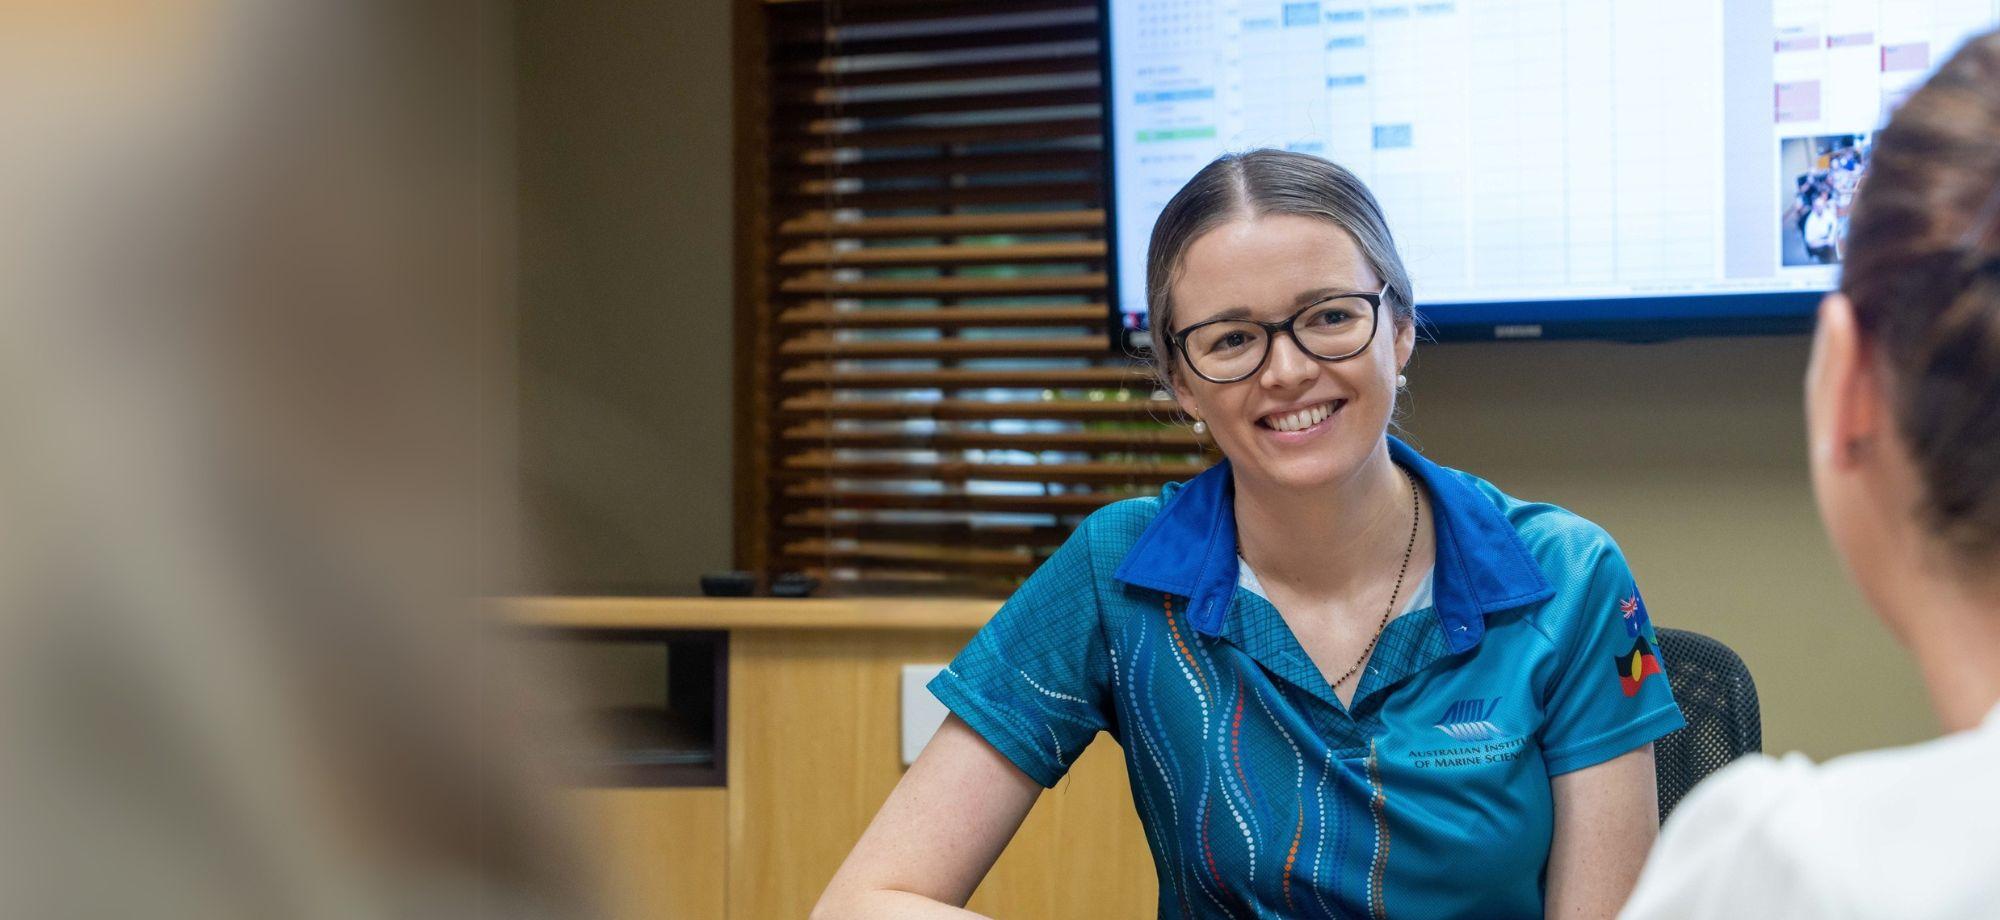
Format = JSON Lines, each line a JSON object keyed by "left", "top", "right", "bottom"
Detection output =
{"left": 900, "top": 664, "right": 949, "bottom": 766}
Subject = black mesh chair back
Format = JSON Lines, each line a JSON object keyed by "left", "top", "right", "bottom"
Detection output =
{"left": 1652, "top": 627, "right": 1762, "bottom": 824}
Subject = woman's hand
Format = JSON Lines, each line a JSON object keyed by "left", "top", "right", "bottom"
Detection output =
{"left": 811, "top": 715, "right": 1045, "bottom": 920}
{"left": 1546, "top": 744, "right": 1659, "bottom": 919}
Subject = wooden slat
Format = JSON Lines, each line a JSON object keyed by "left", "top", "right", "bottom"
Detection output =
{"left": 770, "top": 0, "right": 1089, "bottom": 33}
{"left": 778, "top": 395, "right": 1173, "bottom": 420}
{"left": 774, "top": 56, "right": 1100, "bottom": 99}
{"left": 794, "top": 566, "right": 1026, "bottom": 596}
{"left": 809, "top": 0, "right": 1086, "bottom": 9}
{"left": 791, "top": 112, "right": 1100, "bottom": 143}
{"left": 785, "top": 519, "right": 1073, "bottom": 544}
{"left": 779, "top": 209, "right": 1102, "bottom": 237}
{"left": 774, "top": 23, "right": 1098, "bottom": 60}
{"left": 776, "top": 45, "right": 1099, "bottom": 81}
{"left": 769, "top": 0, "right": 1086, "bottom": 15}
{"left": 777, "top": 272, "right": 1106, "bottom": 298}
{"left": 780, "top": 364, "right": 1143, "bottom": 389}
{"left": 776, "top": 41, "right": 1096, "bottom": 77}
{"left": 792, "top": 558, "right": 1040, "bottom": 578}
{"left": 777, "top": 335, "right": 1111, "bottom": 360}
{"left": 782, "top": 181, "right": 1101, "bottom": 211}
{"left": 777, "top": 150, "right": 1102, "bottom": 182}
{"left": 785, "top": 117, "right": 1100, "bottom": 154}
{"left": 786, "top": 554, "right": 1037, "bottom": 577}
{"left": 781, "top": 483, "right": 1129, "bottom": 514}
{"left": 782, "top": 88, "right": 1100, "bottom": 123}
{"left": 778, "top": 240, "right": 1103, "bottom": 267}
{"left": 780, "top": 513, "right": 1075, "bottom": 547}
{"left": 781, "top": 538, "right": 1042, "bottom": 572}
{"left": 781, "top": 451, "right": 1207, "bottom": 483}
{"left": 781, "top": 421, "right": 1203, "bottom": 452}
{"left": 778, "top": 303, "right": 1107, "bottom": 328}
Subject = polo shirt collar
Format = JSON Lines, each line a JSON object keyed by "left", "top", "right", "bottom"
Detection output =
{"left": 1111, "top": 435, "right": 1553, "bottom": 653}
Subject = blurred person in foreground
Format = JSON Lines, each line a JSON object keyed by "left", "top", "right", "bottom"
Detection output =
{"left": 1620, "top": 28, "right": 2000, "bottom": 919}
{"left": 0, "top": 2, "right": 599, "bottom": 916}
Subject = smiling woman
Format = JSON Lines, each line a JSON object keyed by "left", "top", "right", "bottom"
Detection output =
{"left": 1162, "top": 213, "right": 1404, "bottom": 503}
{"left": 815, "top": 150, "right": 1685, "bottom": 920}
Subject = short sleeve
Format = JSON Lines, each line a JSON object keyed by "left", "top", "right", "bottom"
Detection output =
{"left": 1537, "top": 539, "right": 1686, "bottom": 776}
{"left": 927, "top": 518, "right": 1114, "bottom": 788}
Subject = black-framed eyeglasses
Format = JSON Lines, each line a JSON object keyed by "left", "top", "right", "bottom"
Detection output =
{"left": 1168, "top": 285, "right": 1387, "bottom": 384}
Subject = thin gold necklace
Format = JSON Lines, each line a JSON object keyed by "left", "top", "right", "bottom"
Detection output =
{"left": 1329, "top": 465, "right": 1421, "bottom": 689}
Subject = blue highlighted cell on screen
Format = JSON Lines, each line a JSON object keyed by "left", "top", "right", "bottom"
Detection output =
{"left": 1326, "top": 35, "right": 1365, "bottom": 49}
{"left": 1135, "top": 88, "right": 1216, "bottom": 104}
{"left": 1373, "top": 123, "right": 1413, "bottom": 148}
{"left": 1283, "top": 2, "right": 1319, "bottom": 26}
{"left": 1326, "top": 74, "right": 1366, "bottom": 88}
{"left": 1325, "top": 9, "right": 1364, "bottom": 22}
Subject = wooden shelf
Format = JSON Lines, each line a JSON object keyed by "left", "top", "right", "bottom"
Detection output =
{"left": 522, "top": 629, "right": 729, "bottom": 787}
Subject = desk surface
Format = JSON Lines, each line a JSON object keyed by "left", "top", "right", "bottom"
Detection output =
{"left": 499, "top": 596, "right": 1003, "bottom": 631}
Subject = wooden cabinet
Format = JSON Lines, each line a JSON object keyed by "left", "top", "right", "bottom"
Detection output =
{"left": 510, "top": 598, "right": 1157, "bottom": 920}
{"left": 570, "top": 787, "right": 727, "bottom": 919}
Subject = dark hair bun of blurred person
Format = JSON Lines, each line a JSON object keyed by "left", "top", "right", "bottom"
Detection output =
{"left": 1840, "top": 28, "right": 2000, "bottom": 559}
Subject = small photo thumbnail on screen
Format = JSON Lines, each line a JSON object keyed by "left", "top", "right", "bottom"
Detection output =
{"left": 1781, "top": 133, "right": 1871, "bottom": 267}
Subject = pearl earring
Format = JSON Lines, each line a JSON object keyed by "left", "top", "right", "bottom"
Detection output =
{"left": 1191, "top": 420, "right": 1207, "bottom": 436}
{"left": 1396, "top": 373, "right": 1408, "bottom": 389}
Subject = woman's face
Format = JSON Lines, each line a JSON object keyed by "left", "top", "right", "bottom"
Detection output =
{"left": 1167, "top": 214, "right": 1413, "bottom": 494}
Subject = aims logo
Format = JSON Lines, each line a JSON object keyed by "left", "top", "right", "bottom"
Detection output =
{"left": 1434, "top": 697, "right": 1504, "bottom": 742}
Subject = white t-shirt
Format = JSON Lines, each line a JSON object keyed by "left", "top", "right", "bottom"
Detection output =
{"left": 1805, "top": 208, "right": 1839, "bottom": 249}
{"left": 1620, "top": 700, "right": 2000, "bottom": 919}
{"left": 1237, "top": 556, "right": 1436, "bottom": 617}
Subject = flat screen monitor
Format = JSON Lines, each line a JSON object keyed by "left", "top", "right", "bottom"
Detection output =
{"left": 1104, "top": 0, "right": 2000, "bottom": 342}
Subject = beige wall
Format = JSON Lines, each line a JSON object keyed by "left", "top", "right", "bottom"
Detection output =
{"left": 514, "top": 0, "right": 736, "bottom": 594}
{"left": 1402, "top": 334, "right": 1935, "bottom": 759}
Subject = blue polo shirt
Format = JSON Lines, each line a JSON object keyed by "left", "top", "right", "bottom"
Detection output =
{"left": 929, "top": 437, "right": 1684, "bottom": 919}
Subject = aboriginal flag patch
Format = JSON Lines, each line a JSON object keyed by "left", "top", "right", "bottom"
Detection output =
{"left": 1611, "top": 636, "right": 1663, "bottom": 697}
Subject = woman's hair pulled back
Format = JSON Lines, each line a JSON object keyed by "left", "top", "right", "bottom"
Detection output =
{"left": 1840, "top": 29, "right": 2000, "bottom": 558}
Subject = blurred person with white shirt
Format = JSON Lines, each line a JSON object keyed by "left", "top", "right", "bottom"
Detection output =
{"left": 1622, "top": 28, "right": 2000, "bottom": 920}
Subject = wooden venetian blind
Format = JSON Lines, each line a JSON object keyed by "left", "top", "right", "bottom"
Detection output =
{"left": 735, "top": 0, "right": 1208, "bottom": 595}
